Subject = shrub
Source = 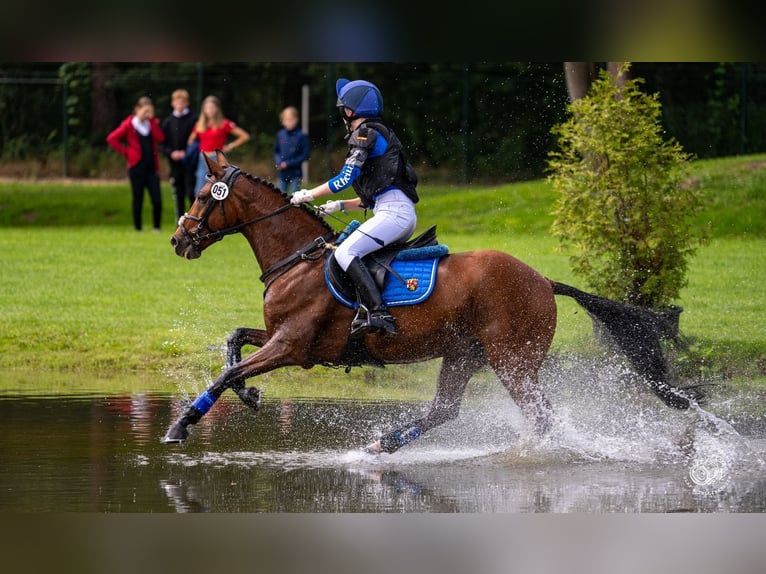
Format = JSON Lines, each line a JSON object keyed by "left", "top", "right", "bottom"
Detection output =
{"left": 547, "top": 65, "right": 708, "bottom": 309}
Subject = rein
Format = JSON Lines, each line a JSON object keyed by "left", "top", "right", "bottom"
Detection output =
{"left": 178, "top": 165, "right": 294, "bottom": 247}
{"left": 178, "top": 162, "right": 336, "bottom": 292}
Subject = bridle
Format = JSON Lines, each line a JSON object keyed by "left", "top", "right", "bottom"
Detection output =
{"left": 177, "top": 164, "right": 293, "bottom": 248}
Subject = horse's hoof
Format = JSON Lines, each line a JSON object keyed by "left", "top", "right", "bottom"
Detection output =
{"left": 237, "top": 386, "right": 262, "bottom": 411}
{"left": 363, "top": 440, "right": 382, "bottom": 455}
{"left": 161, "top": 423, "right": 188, "bottom": 444}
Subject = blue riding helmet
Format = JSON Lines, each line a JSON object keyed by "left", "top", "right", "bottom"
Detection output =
{"left": 336, "top": 78, "right": 383, "bottom": 118}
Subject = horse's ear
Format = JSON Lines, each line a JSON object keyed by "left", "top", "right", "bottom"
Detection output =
{"left": 215, "top": 148, "right": 230, "bottom": 168}
{"left": 203, "top": 151, "right": 226, "bottom": 180}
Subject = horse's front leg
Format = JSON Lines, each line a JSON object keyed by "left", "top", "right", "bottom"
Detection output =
{"left": 162, "top": 337, "right": 300, "bottom": 444}
{"left": 226, "top": 327, "right": 269, "bottom": 367}
{"left": 225, "top": 328, "right": 271, "bottom": 410}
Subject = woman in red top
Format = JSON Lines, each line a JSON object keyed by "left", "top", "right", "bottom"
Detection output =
{"left": 106, "top": 96, "right": 165, "bottom": 231}
{"left": 188, "top": 95, "right": 250, "bottom": 196}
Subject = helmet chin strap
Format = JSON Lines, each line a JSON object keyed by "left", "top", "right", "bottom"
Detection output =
{"left": 338, "top": 106, "right": 357, "bottom": 138}
{"left": 338, "top": 106, "right": 381, "bottom": 138}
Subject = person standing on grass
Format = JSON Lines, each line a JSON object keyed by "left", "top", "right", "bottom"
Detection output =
{"left": 106, "top": 96, "right": 165, "bottom": 232}
{"left": 274, "top": 106, "right": 310, "bottom": 194}
{"left": 161, "top": 89, "right": 198, "bottom": 222}
{"left": 187, "top": 95, "right": 250, "bottom": 196}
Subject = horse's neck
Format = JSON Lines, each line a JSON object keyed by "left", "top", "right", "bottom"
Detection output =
{"left": 239, "top": 186, "right": 330, "bottom": 272}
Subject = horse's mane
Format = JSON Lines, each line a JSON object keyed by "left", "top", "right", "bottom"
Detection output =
{"left": 239, "top": 169, "right": 335, "bottom": 236}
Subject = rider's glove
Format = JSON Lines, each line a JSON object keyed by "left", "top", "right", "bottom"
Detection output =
{"left": 290, "top": 190, "right": 314, "bottom": 205}
{"left": 317, "top": 200, "right": 343, "bottom": 217}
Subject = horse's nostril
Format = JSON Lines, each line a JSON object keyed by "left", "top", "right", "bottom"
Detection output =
{"left": 170, "top": 236, "right": 178, "bottom": 247}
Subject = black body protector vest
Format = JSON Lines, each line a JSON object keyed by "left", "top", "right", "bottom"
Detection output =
{"left": 348, "top": 121, "right": 419, "bottom": 208}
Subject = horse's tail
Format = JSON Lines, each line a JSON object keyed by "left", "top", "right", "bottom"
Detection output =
{"left": 549, "top": 280, "right": 704, "bottom": 409}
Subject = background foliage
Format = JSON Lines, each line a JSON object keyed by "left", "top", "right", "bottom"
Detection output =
{"left": 1, "top": 62, "right": 765, "bottom": 182}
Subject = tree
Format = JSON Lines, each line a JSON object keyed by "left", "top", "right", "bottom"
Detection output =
{"left": 91, "top": 63, "right": 117, "bottom": 138}
{"left": 563, "top": 62, "right": 595, "bottom": 102}
{"left": 563, "top": 62, "right": 630, "bottom": 103}
{"left": 547, "top": 64, "right": 708, "bottom": 309}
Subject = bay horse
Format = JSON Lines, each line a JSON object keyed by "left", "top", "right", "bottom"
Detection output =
{"left": 162, "top": 150, "right": 701, "bottom": 453}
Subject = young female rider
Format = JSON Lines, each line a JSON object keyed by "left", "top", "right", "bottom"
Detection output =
{"left": 290, "top": 78, "right": 419, "bottom": 338}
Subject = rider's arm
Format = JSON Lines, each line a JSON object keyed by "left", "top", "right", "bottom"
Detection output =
{"left": 338, "top": 197, "right": 364, "bottom": 211}
{"left": 297, "top": 126, "right": 384, "bottom": 202}
{"left": 304, "top": 161, "right": 361, "bottom": 200}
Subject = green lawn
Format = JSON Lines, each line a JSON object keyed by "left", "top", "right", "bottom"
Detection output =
{"left": 1, "top": 154, "right": 764, "bottom": 394}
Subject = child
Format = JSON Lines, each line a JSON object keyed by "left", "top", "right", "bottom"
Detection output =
{"left": 161, "top": 89, "right": 198, "bottom": 221}
{"left": 291, "top": 79, "right": 419, "bottom": 337}
{"left": 274, "top": 106, "right": 310, "bottom": 194}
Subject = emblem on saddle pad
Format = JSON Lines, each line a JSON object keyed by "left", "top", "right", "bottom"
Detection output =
{"left": 406, "top": 278, "right": 419, "bottom": 291}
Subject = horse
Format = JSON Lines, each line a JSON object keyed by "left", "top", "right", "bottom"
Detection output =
{"left": 162, "top": 150, "right": 702, "bottom": 453}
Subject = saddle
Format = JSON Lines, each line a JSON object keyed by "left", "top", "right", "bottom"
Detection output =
{"left": 325, "top": 223, "right": 449, "bottom": 307}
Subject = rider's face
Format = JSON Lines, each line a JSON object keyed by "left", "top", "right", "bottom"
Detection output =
{"left": 339, "top": 106, "right": 353, "bottom": 125}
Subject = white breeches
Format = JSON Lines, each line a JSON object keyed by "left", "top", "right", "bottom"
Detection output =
{"left": 334, "top": 188, "right": 417, "bottom": 271}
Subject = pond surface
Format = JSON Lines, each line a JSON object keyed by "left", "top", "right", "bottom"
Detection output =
{"left": 2, "top": 367, "right": 765, "bottom": 513}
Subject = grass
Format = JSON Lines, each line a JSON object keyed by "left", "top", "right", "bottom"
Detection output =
{"left": 0, "top": 154, "right": 764, "bottom": 396}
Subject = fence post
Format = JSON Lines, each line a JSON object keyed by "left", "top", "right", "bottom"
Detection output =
{"left": 301, "top": 83, "right": 309, "bottom": 184}
{"left": 62, "top": 79, "right": 68, "bottom": 178}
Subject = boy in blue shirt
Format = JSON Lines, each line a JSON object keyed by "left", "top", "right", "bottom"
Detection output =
{"left": 274, "top": 106, "right": 310, "bottom": 194}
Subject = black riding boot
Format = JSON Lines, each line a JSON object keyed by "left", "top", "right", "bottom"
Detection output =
{"left": 345, "top": 257, "right": 397, "bottom": 337}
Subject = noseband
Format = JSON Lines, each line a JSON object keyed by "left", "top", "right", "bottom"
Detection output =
{"left": 178, "top": 164, "right": 292, "bottom": 247}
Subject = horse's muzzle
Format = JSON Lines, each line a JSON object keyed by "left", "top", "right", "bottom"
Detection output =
{"left": 170, "top": 232, "right": 201, "bottom": 260}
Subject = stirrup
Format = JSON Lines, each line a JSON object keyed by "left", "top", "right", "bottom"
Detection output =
{"left": 350, "top": 305, "right": 374, "bottom": 338}
{"left": 370, "top": 310, "right": 397, "bottom": 335}
{"left": 350, "top": 305, "right": 396, "bottom": 338}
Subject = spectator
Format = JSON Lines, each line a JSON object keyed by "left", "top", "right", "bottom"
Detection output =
{"left": 188, "top": 95, "right": 250, "bottom": 195}
{"left": 106, "top": 96, "right": 165, "bottom": 232}
{"left": 161, "top": 89, "right": 198, "bottom": 221}
{"left": 274, "top": 106, "right": 310, "bottom": 194}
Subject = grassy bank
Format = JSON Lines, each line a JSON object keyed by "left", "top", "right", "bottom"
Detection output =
{"left": 1, "top": 154, "right": 764, "bottom": 393}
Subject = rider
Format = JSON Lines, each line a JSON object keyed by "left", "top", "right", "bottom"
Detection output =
{"left": 290, "top": 78, "right": 419, "bottom": 338}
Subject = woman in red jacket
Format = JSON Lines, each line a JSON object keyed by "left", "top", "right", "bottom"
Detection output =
{"left": 106, "top": 96, "right": 165, "bottom": 232}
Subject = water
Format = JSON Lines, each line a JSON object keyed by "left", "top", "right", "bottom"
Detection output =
{"left": 1, "top": 362, "right": 765, "bottom": 513}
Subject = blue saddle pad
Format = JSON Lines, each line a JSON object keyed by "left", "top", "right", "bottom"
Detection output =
{"left": 325, "top": 254, "right": 443, "bottom": 308}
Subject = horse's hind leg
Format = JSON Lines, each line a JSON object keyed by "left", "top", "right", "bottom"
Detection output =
{"left": 367, "top": 348, "right": 485, "bottom": 454}
{"left": 487, "top": 343, "right": 553, "bottom": 437}
{"left": 226, "top": 328, "right": 270, "bottom": 410}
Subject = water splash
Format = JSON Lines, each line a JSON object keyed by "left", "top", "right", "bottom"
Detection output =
{"left": 156, "top": 344, "right": 765, "bottom": 511}
{"left": 151, "top": 362, "right": 766, "bottom": 511}
{"left": 530, "top": 352, "right": 762, "bottom": 469}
